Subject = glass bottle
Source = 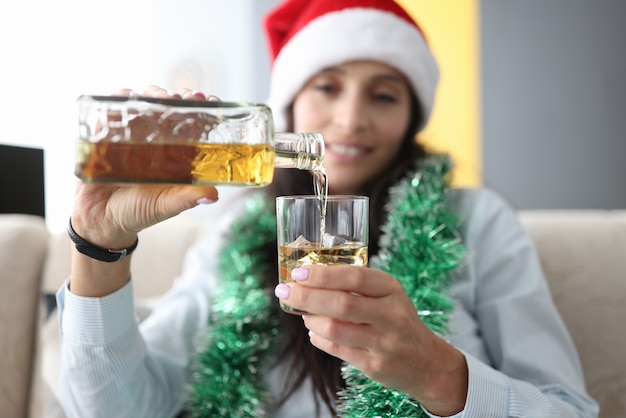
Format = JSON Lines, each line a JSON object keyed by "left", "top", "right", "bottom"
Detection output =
{"left": 74, "top": 95, "right": 324, "bottom": 186}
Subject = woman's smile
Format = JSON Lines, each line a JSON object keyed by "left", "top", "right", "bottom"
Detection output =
{"left": 325, "top": 141, "right": 371, "bottom": 161}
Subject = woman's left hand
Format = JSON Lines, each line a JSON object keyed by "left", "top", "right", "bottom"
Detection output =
{"left": 275, "top": 264, "right": 468, "bottom": 416}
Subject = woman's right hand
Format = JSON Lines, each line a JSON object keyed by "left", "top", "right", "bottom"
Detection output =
{"left": 69, "top": 86, "right": 219, "bottom": 297}
{"left": 71, "top": 181, "right": 218, "bottom": 253}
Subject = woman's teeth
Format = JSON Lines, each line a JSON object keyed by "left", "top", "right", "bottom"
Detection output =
{"left": 331, "top": 144, "right": 365, "bottom": 156}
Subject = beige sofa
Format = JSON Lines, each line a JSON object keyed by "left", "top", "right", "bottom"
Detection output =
{"left": 1, "top": 210, "right": 625, "bottom": 418}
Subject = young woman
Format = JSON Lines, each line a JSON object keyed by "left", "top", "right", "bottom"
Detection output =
{"left": 57, "top": 1, "right": 599, "bottom": 417}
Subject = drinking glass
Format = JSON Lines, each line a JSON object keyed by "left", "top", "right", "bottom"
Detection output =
{"left": 276, "top": 195, "right": 369, "bottom": 314}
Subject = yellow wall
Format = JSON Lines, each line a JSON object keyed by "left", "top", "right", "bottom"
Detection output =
{"left": 396, "top": 0, "right": 482, "bottom": 186}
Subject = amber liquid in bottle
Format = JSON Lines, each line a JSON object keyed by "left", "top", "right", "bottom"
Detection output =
{"left": 76, "top": 141, "right": 276, "bottom": 186}
{"left": 76, "top": 133, "right": 324, "bottom": 186}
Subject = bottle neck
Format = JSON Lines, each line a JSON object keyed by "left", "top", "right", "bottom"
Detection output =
{"left": 273, "top": 132, "right": 325, "bottom": 171}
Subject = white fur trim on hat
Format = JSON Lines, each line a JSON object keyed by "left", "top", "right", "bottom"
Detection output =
{"left": 267, "top": 8, "right": 439, "bottom": 132}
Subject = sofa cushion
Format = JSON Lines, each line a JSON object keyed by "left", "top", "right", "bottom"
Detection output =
{"left": 41, "top": 213, "right": 214, "bottom": 300}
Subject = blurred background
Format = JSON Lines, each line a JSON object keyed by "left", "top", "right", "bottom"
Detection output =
{"left": 1, "top": 0, "right": 624, "bottom": 234}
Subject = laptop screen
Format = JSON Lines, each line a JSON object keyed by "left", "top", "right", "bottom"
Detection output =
{"left": 0, "top": 144, "right": 45, "bottom": 218}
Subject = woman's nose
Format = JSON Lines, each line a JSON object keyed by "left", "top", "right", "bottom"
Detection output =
{"left": 332, "top": 94, "right": 367, "bottom": 131}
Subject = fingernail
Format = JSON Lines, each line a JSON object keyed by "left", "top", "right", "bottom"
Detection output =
{"left": 274, "top": 283, "right": 291, "bottom": 299}
{"left": 291, "top": 268, "right": 309, "bottom": 281}
{"left": 191, "top": 91, "right": 206, "bottom": 99}
{"left": 196, "top": 197, "right": 216, "bottom": 205}
{"left": 207, "top": 95, "right": 221, "bottom": 102}
{"left": 128, "top": 91, "right": 140, "bottom": 97}
{"left": 167, "top": 90, "right": 182, "bottom": 99}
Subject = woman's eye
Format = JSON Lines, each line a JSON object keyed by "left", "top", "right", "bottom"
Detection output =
{"left": 315, "top": 84, "right": 337, "bottom": 94}
{"left": 373, "top": 93, "right": 397, "bottom": 103}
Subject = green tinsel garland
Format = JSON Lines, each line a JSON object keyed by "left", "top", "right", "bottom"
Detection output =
{"left": 187, "top": 154, "right": 466, "bottom": 417}
{"left": 187, "top": 197, "right": 280, "bottom": 417}
{"left": 336, "top": 154, "right": 466, "bottom": 417}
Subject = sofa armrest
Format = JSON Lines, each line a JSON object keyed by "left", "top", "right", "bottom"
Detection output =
{"left": 0, "top": 214, "right": 49, "bottom": 418}
{"left": 519, "top": 210, "right": 626, "bottom": 417}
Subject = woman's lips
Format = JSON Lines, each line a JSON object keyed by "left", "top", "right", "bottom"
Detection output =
{"left": 325, "top": 143, "right": 370, "bottom": 162}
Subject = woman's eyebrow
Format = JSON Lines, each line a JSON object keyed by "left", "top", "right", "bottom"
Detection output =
{"left": 317, "top": 67, "right": 344, "bottom": 75}
{"left": 318, "top": 68, "right": 405, "bottom": 82}
{"left": 315, "top": 67, "right": 407, "bottom": 87}
{"left": 371, "top": 74, "right": 407, "bottom": 85}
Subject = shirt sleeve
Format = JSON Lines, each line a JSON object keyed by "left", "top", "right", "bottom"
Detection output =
{"left": 434, "top": 188, "right": 599, "bottom": 418}
{"left": 56, "top": 227, "right": 223, "bottom": 418}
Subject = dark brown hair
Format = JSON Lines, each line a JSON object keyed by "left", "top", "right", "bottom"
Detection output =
{"left": 257, "top": 94, "right": 425, "bottom": 416}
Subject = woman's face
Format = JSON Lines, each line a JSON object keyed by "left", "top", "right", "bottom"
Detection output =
{"left": 292, "top": 60, "right": 413, "bottom": 195}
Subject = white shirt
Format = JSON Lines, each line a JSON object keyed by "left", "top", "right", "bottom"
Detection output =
{"left": 56, "top": 188, "right": 599, "bottom": 417}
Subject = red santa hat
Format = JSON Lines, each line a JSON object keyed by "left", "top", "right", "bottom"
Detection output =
{"left": 264, "top": 0, "right": 439, "bottom": 132}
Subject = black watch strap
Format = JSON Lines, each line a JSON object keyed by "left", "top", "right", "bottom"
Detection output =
{"left": 68, "top": 218, "right": 138, "bottom": 262}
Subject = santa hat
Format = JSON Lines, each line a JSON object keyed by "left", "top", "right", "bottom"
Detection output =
{"left": 264, "top": 0, "right": 439, "bottom": 133}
